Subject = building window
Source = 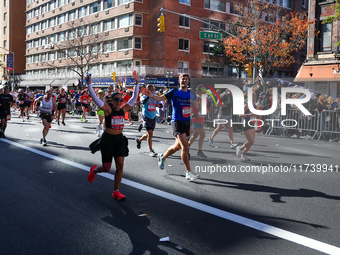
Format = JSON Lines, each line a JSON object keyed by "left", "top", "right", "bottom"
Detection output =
{"left": 34, "top": 39, "right": 39, "bottom": 47}
{"left": 135, "top": 60, "right": 141, "bottom": 66}
{"left": 203, "top": 64, "right": 224, "bottom": 77}
{"left": 104, "top": 0, "right": 114, "bottom": 9}
{"left": 50, "top": 0, "right": 56, "bottom": 10}
{"left": 4, "top": 0, "right": 7, "bottom": 7}
{"left": 90, "top": 2, "right": 101, "bottom": 14}
{"left": 135, "top": 37, "right": 142, "bottom": 49}
{"left": 135, "top": 0, "right": 143, "bottom": 2}
{"left": 58, "top": 32, "right": 65, "bottom": 42}
{"left": 178, "top": 38, "right": 189, "bottom": 51}
{"left": 204, "top": 0, "right": 226, "bottom": 12}
{"left": 49, "top": 18, "right": 56, "bottom": 27}
{"left": 69, "top": 10, "right": 76, "bottom": 21}
{"left": 178, "top": 62, "right": 189, "bottom": 73}
{"left": 117, "top": 60, "right": 132, "bottom": 67}
{"left": 58, "top": 14, "right": 66, "bottom": 25}
{"left": 58, "top": 0, "right": 67, "bottom": 7}
{"left": 135, "top": 14, "right": 142, "bottom": 26}
{"left": 179, "top": 16, "right": 190, "bottom": 28}
{"left": 203, "top": 42, "right": 217, "bottom": 54}
{"left": 118, "top": 14, "right": 133, "bottom": 28}
{"left": 42, "top": 20, "right": 47, "bottom": 30}
{"left": 4, "top": 26, "right": 7, "bottom": 35}
{"left": 117, "top": 37, "right": 133, "bottom": 50}
{"left": 68, "top": 49, "right": 76, "bottom": 57}
{"left": 79, "top": 7, "right": 87, "bottom": 18}
{"left": 104, "top": 40, "right": 115, "bottom": 52}
{"left": 179, "top": 0, "right": 190, "bottom": 4}
{"left": 90, "top": 23, "right": 101, "bottom": 34}
{"left": 321, "top": 23, "right": 332, "bottom": 52}
{"left": 4, "top": 12, "right": 7, "bottom": 21}
{"left": 203, "top": 19, "right": 225, "bottom": 31}
{"left": 41, "top": 4, "right": 48, "bottom": 14}
{"left": 229, "top": 3, "right": 243, "bottom": 15}
{"left": 118, "top": 0, "right": 131, "bottom": 5}
{"left": 104, "top": 18, "right": 115, "bottom": 31}
{"left": 27, "top": 41, "right": 32, "bottom": 49}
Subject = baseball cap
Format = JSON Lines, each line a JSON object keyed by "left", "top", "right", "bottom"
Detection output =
{"left": 179, "top": 73, "right": 190, "bottom": 80}
{"left": 260, "top": 92, "right": 265, "bottom": 97}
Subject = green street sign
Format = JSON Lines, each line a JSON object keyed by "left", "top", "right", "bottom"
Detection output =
{"left": 199, "top": 31, "right": 222, "bottom": 40}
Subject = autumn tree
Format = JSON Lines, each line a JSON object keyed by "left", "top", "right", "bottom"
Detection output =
{"left": 43, "top": 20, "right": 105, "bottom": 86}
{"left": 223, "top": 0, "right": 314, "bottom": 79}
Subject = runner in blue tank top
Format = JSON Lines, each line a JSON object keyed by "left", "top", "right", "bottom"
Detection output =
{"left": 142, "top": 73, "right": 200, "bottom": 181}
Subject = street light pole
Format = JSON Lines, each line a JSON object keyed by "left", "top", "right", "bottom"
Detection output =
{"left": 0, "top": 46, "right": 15, "bottom": 91}
{"left": 165, "top": 71, "right": 173, "bottom": 88}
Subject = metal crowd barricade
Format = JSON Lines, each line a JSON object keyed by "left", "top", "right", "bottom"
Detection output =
{"left": 264, "top": 108, "right": 319, "bottom": 139}
{"left": 318, "top": 110, "right": 340, "bottom": 140}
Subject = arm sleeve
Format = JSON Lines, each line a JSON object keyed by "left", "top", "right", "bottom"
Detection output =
{"left": 127, "top": 84, "right": 140, "bottom": 107}
{"left": 87, "top": 83, "right": 104, "bottom": 108}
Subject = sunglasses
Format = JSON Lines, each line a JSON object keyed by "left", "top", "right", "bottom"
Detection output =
{"left": 113, "top": 98, "right": 124, "bottom": 102}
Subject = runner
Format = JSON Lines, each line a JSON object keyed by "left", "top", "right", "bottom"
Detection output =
{"left": 17, "top": 89, "right": 26, "bottom": 122}
{"left": 189, "top": 84, "right": 212, "bottom": 158}
{"left": 95, "top": 90, "right": 105, "bottom": 137}
{"left": 142, "top": 73, "right": 200, "bottom": 181}
{"left": 0, "top": 86, "right": 14, "bottom": 138}
{"left": 56, "top": 88, "right": 68, "bottom": 125}
{"left": 24, "top": 86, "right": 32, "bottom": 120}
{"left": 34, "top": 88, "right": 57, "bottom": 146}
{"left": 87, "top": 71, "right": 140, "bottom": 200}
{"left": 73, "top": 90, "right": 82, "bottom": 116}
{"left": 236, "top": 92, "right": 257, "bottom": 161}
{"left": 135, "top": 84, "right": 161, "bottom": 157}
{"left": 80, "top": 90, "right": 90, "bottom": 122}
{"left": 208, "top": 88, "right": 238, "bottom": 149}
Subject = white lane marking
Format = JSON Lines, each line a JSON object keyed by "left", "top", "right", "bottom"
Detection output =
{"left": 1, "top": 138, "right": 339, "bottom": 255}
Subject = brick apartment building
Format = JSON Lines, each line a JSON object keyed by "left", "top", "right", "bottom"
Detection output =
{"left": 295, "top": 0, "right": 340, "bottom": 99}
{"left": 16, "top": 0, "right": 307, "bottom": 88}
{"left": 0, "top": 0, "right": 26, "bottom": 87}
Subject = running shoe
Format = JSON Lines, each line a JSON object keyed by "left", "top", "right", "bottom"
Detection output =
{"left": 112, "top": 190, "right": 126, "bottom": 200}
{"left": 0, "top": 131, "right": 4, "bottom": 138}
{"left": 236, "top": 146, "right": 242, "bottom": 158}
{"left": 72, "top": 112, "right": 75, "bottom": 116}
{"left": 58, "top": 121, "right": 60, "bottom": 125}
{"left": 241, "top": 153, "right": 250, "bottom": 161}
{"left": 129, "top": 122, "right": 133, "bottom": 125}
{"left": 135, "top": 137, "right": 141, "bottom": 149}
{"left": 158, "top": 153, "right": 165, "bottom": 170}
{"left": 149, "top": 149, "right": 157, "bottom": 157}
{"left": 197, "top": 151, "right": 207, "bottom": 158}
{"left": 186, "top": 171, "right": 200, "bottom": 181}
{"left": 43, "top": 139, "right": 47, "bottom": 146}
{"left": 40, "top": 138, "right": 43, "bottom": 144}
{"left": 208, "top": 138, "right": 214, "bottom": 147}
{"left": 27, "top": 116, "right": 30, "bottom": 120}
{"left": 84, "top": 119, "right": 88, "bottom": 122}
{"left": 230, "top": 143, "right": 239, "bottom": 149}
{"left": 138, "top": 123, "right": 143, "bottom": 132}
{"left": 88, "top": 165, "right": 97, "bottom": 183}
{"left": 81, "top": 117, "right": 83, "bottom": 122}
{"left": 62, "top": 121, "right": 65, "bottom": 126}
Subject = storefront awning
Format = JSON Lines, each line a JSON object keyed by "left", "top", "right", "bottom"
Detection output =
{"left": 20, "top": 79, "right": 55, "bottom": 87}
{"left": 294, "top": 64, "right": 340, "bottom": 82}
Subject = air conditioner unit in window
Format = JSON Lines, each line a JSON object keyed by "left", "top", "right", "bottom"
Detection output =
{"left": 184, "top": 52, "right": 189, "bottom": 56}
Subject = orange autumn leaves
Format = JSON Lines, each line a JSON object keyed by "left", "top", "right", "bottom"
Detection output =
{"left": 224, "top": 9, "right": 314, "bottom": 76}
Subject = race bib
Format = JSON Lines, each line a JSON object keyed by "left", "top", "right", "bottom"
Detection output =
{"left": 111, "top": 116, "right": 124, "bottom": 129}
{"left": 6, "top": 115, "right": 11, "bottom": 121}
{"left": 148, "top": 103, "right": 156, "bottom": 112}
{"left": 182, "top": 106, "right": 190, "bottom": 118}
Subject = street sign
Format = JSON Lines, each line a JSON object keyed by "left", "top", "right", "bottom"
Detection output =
{"left": 199, "top": 31, "right": 222, "bottom": 40}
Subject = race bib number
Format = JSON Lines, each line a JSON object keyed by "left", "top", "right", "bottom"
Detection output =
{"left": 19, "top": 100, "right": 24, "bottom": 105}
{"left": 111, "top": 116, "right": 124, "bottom": 129}
{"left": 148, "top": 103, "right": 156, "bottom": 112}
{"left": 182, "top": 106, "right": 190, "bottom": 118}
{"left": 6, "top": 115, "right": 11, "bottom": 121}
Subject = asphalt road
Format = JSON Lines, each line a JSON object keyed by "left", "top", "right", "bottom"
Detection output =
{"left": 1, "top": 111, "right": 339, "bottom": 255}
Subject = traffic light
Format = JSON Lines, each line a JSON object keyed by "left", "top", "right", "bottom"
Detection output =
{"left": 157, "top": 14, "right": 165, "bottom": 33}
{"left": 245, "top": 64, "right": 252, "bottom": 78}
{"left": 111, "top": 72, "right": 116, "bottom": 81}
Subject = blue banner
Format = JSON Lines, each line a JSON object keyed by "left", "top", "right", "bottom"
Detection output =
{"left": 90, "top": 77, "right": 146, "bottom": 87}
{"left": 6, "top": 54, "right": 13, "bottom": 70}
{"left": 145, "top": 77, "right": 179, "bottom": 87}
